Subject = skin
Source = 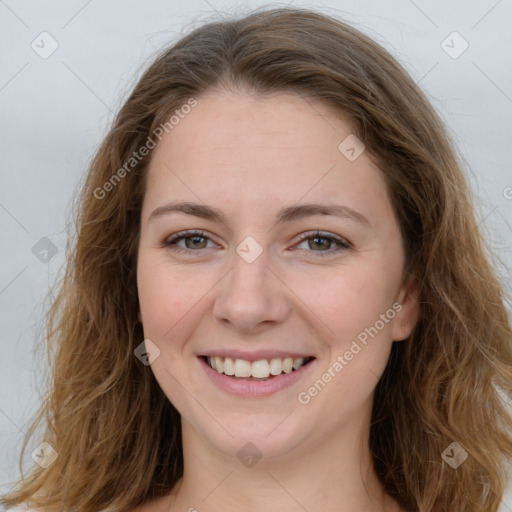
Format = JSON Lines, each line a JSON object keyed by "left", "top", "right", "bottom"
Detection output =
{"left": 136, "top": 87, "right": 419, "bottom": 512}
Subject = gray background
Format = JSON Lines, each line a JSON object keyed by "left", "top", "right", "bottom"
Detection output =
{"left": 1, "top": 0, "right": 511, "bottom": 509}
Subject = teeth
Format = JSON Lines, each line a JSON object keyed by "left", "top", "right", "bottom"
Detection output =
{"left": 223, "top": 357, "right": 235, "bottom": 375}
{"left": 252, "top": 360, "right": 270, "bottom": 378}
{"left": 206, "top": 356, "right": 310, "bottom": 378}
{"left": 214, "top": 356, "right": 223, "bottom": 374}
{"left": 292, "top": 357, "right": 305, "bottom": 370}
{"left": 269, "top": 358, "right": 282, "bottom": 375}
{"left": 282, "top": 357, "right": 293, "bottom": 373}
{"left": 234, "top": 359, "right": 252, "bottom": 377}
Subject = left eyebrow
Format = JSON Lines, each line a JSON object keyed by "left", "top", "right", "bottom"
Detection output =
{"left": 148, "top": 201, "right": 371, "bottom": 228}
{"left": 274, "top": 203, "right": 371, "bottom": 228}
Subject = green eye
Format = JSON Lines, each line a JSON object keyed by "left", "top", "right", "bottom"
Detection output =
{"left": 295, "top": 231, "right": 351, "bottom": 256}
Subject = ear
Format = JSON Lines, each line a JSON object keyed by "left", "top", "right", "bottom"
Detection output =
{"left": 392, "top": 274, "right": 420, "bottom": 342}
{"left": 137, "top": 307, "right": 143, "bottom": 324}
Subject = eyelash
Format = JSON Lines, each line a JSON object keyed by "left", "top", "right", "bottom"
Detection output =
{"left": 162, "top": 230, "right": 352, "bottom": 257}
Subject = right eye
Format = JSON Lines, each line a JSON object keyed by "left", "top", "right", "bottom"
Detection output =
{"left": 162, "top": 230, "right": 220, "bottom": 254}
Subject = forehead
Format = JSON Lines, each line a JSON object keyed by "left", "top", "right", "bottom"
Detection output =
{"left": 143, "top": 88, "right": 394, "bottom": 229}
{"left": 153, "top": 88, "right": 349, "bottom": 156}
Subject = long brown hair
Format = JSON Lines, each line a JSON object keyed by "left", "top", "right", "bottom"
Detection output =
{"left": 2, "top": 7, "right": 511, "bottom": 512}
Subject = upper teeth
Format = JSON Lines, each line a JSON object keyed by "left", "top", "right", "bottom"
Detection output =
{"left": 207, "top": 356, "right": 308, "bottom": 378}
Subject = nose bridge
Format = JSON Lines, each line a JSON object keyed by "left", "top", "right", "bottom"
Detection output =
{"left": 213, "top": 240, "right": 290, "bottom": 330}
{"left": 231, "top": 252, "right": 266, "bottom": 294}
{"left": 227, "top": 242, "right": 273, "bottom": 303}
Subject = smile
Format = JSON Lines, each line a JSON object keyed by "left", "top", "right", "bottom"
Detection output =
{"left": 203, "top": 355, "right": 314, "bottom": 380}
{"left": 198, "top": 353, "right": 317, "bottom": 397}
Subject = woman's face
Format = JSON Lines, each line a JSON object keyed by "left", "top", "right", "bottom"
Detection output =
{"left": 137, "top": 88, "right": 418, "bottom": 461}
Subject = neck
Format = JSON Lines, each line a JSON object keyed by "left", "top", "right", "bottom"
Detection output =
{"left": 169, "top": 400, "right": 398, "bottom": 512}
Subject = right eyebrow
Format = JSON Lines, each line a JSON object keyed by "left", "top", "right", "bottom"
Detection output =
{"left": 148, "top": 201, "right": 228, "bottom": 224}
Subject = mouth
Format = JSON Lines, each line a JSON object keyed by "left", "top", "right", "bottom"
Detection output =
{"left": 199, "top": 355, "right": 315, "bottom": 381}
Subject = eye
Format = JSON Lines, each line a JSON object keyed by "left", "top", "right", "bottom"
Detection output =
{"left": 294, "top": 231, "right": 351, "bottom": 257}
{"left": 162, "top": 229, "right": 352, "bottom": 257}
{"left": 163, "top": 230, "right": 218, "bottom": 254}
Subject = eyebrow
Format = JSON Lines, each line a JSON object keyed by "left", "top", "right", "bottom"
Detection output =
{"left": 148, "top": 200, "right": 371, "bottom": 228}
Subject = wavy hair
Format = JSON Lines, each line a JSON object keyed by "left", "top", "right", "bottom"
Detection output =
{"left": 2, "top": 7, "right": 512, "bottom": 512}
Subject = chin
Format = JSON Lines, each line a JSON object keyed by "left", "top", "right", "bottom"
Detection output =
{"left": 195, "top": 412, "right": 310, "bottom": 462}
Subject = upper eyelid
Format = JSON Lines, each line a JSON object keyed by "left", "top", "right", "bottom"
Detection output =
{"left": 165, "top": 230, "right": 216, "bottom": 244}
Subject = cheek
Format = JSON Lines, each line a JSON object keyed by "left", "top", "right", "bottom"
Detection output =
{"left": 297, "top": 268, "right": 397, "bottom": 415}
{"left": 288, "top": 261, "right": 396, "bottom": 344}
{"left": 136, "top": 255, "right": 212, "bottom": 343}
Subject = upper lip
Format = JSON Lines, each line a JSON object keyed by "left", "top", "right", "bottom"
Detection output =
{"left": 199, "top": 349, "right": 315, "bottom": 362}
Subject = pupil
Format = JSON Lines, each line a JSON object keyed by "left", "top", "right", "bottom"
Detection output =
{"left": 311, "top": 237, "right": 329, "bottom": 250}
{"left": 186, "top": 236, "right": 206, "bottom": 249}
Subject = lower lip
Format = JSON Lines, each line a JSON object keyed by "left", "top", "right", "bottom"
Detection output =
{"left": 199, "top": 357, "right": 316, "bottom": 398}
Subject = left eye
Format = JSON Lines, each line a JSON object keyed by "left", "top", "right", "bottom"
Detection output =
{"left": 294, "top": 231, "right": 351, "bottom": 255}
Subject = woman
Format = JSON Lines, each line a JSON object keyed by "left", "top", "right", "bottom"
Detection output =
{"left": 2, "top": 7, "right": 511, "bottom": 512}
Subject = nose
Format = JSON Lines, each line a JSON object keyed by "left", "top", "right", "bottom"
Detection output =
{"left": 212, "top": 248, "right": 291, "bottom": 334}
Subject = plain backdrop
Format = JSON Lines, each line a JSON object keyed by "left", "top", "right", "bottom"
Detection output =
{"left": 1, "top": 0, "right": 511, "bottom": 509}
